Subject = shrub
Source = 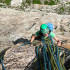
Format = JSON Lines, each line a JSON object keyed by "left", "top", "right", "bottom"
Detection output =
{"left": 0, "top": 0, "right": 11, "bottom": 5}
{"left": 32, "top": 0, "right": 41, "bottom": 4}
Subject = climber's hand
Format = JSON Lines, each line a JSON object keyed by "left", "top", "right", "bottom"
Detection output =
{"left": 57, "top": 42, "right": 61, "bottom": 46}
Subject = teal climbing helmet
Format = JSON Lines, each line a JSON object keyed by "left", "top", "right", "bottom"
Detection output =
{"left": 40, "top": 24, "right": 49, "bottom": 34}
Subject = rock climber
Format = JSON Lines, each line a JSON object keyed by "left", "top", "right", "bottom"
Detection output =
{"left": 30, "top": 23, "right": 61, "bottom": 46}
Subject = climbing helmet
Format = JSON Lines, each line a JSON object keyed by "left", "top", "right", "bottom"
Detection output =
{"left": 40, "top": 24, "right": 49, "bottom": 34}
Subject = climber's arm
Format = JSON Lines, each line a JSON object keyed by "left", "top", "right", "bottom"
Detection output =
{"left": 30, "top": 31, "right": 40, "bottom": 42}
{"left": 54, "top": 36, "right": 61, "bottom": 46}
{"left": 50, "top": 32, "right": 61, "bottom": 46}
{"left": 30, "top": 34, "right": 36, "bottom": 42}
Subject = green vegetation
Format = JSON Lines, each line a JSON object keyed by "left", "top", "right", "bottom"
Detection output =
{"left": 26, "top": 0, "right": 31, "bottom": 5}
{"left": 32, "top": 0, "right": 41, "bottom": 4}
{"left": 58, "top": 7, "right": 65, "bottom": 14}
{"left": 44, "top": 0, "right": 49, "bottom": 5}
{"left": 31, "top": 0, "right": 59, "bottom": 5}
{"left": 4, "top": 0, "right": 11, "bottom": 5}
{"left": 0, "top": 0, "right": 11, "bottom": 5}
{"left": 44, "top": 1, "right": 56, "bottom": 5}
{"left": 0, "top": 0, "right": 69, "bottom": 15}
{"left": 44, "top": 0, "right": 59, "bottom": 5}
{"left": 0, "top": 0, "right": 11, "bottom": 7}
{"left": 66, "top": 2, "right": 70, "bottom": 4}
{"left": 49, "top": 1, "right": 56, "bottom": 5}
{"left": 20, "top": 0, "right": 60, "bottom": 10}
{"left": 56, "top": 2, "right": 70, "bottom": 14}
{"left": 20, "top": 2, "right": 26, "bottom": 11}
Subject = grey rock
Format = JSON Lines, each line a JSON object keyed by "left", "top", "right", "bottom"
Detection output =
{"left": 0, "top": 64, "right": 2, "bottom": 70}
{"left": 0, "top": 8, "right": 70, "bottom": 52}
{"left": 0, "top": 7, "right": 70, "bottom": 70}
{"left": 11, "top": 0, "right": 23, "bottom": 7}
{"left": 3, "top": 45, "right": 36, "bottom": 70}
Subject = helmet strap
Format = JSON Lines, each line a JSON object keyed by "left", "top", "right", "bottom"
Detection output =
{"left": 49, "top": 30, "right": 51, "bottom": 34}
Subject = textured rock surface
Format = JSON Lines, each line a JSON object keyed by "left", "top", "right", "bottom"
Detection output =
{"left": 11, "top": 0, "right": 23, "bottom": 7}
{"left": 10, "top": 0, "right": 70, "bottom": 8}
{"left": 3, "top": 45, "right": 36, "bottom": 70}
{"left": 0, "top": 7, "right": 70, "bottom": 52}
{"left": 0, "top": 64, "right": 2, "bottom": 70}
{"left": 0, "top": 7, "right": 70, "bottom": 70}
{"left": 10, "top": 0, "right": 70, "bottom": 15}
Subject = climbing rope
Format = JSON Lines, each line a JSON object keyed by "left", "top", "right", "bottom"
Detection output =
{"left": 17, "top": 37, "right": 70, "bottom": 70}
{"left": 0, "top": 56, "right": 6, "bottom": 70}
{"left": 1, "top": 37, "right": 70, "bottom": 70}
{"left": 35, "top": 37, "right": 70, "bottom": 70}
{"left": 15, "top": 37, "right": 70, "bottom": 70}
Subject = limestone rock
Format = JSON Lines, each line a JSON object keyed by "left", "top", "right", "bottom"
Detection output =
{"left": 11, "top": 0, "right": 23, "bottom": 7}
{"left": 3, "top": 45, "right": 36, "bottom": 70}
{"left": 0, "top": 8, "right": 70, "bottom": 53}
{"left": 0, "top": 4, "right": 70, "bottom": 69}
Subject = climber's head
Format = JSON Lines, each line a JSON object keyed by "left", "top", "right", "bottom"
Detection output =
{"left": 40, "top": 24, "right": 49, "bottom": 34}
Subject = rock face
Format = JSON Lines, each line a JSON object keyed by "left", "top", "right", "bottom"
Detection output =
{"left": 0, "top": 7, "right": 70, "bottom": 70}
{"left": 3, "top": 45, "right": 36, "bottom": 70}
{"left": 0, "top": 64, "right": 2, "bottom": 70}
{"left": 0, "top": 7, "right": 70, "bottom": 52}
{"left": 11, "top": 0, "right": 23, "bottom": 7}
{"left": 0, "top": 8, "right": 70, "bottom": 46}
{"left": 23, "top": 3, "right": 70, "bottom": 15}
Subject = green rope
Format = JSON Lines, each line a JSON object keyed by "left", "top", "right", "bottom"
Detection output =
{"left": 47, "top": 42, "right": 59, "bottom": 70}
{"left": 32, "top": 37, "right": 67, "bottom": 70}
